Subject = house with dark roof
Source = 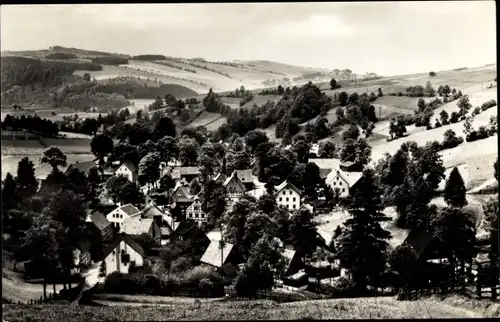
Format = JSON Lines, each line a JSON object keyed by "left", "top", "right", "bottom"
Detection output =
{"left": 340, "top": 161, "right": 359, "bottom": 172}
{"left": 142, "top": 200, "right": 167, "bottom": 227}
{"left": 65, "top": 160, "right": 100, "bottom": 176}
{"left": 234, "top": 169, "right": 254, "bottom": 190}
{"left": 170, "top": 183, "right": 195, "bottom": 218}
{"left": 86, "top": 211, "right": 114, "bottom": 243}
{"left": 175, "top": 223, "right": 210, "bottom": 254}
{"left": 106, "top": 204, "right": 142, "bottom": 230}
{"left": 114, "top": 161, "right": 138, "bottom": 183}
{"left": 97, "top": 233, "right": 145, "bottom": 283}
{"left": 223, "top": 171, "right": 246, "bottom": 201}
{"left": 121, "top": 217, "right": 161, "bottom": 242}
{"left": 274, "top": 181, "right": 302, "bottom": 211}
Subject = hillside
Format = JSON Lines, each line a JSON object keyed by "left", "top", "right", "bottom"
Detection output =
{"left": 3, "top": 296, "right": 499, "bottom": 320}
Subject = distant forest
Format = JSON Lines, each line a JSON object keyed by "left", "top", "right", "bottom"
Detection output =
{"left": 91, "top": 56, "right": 129, "bottom": 65}
{"left": 0, "top": 57, "right": 102, "bottom": 91}
{"left": 45, "top": 53, "right": 78, "bottom": 60}
{"left": 131, "top": 55, "right": 167, "bottom": 61}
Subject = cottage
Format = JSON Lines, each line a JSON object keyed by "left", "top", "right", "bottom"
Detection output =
{"left": 234, "top": 169, "right": 254, "bottom": 190}
{"left": 274, "top": 181, "right": 302, "bottom": 211}
{"left": 185, "top": 197, "right": 207, "bottom": 227}
{"left": 171, "top": 166, "right": 200, "bottom": 183}
{"left": 223, "top": 171, "right": 246, "bottom": 201}
{"left": 121, "top": 217, "right": 161, "bottom": 242}
{"left": 200, "top": 240, "right": 241, "bottom": 277}
{"left": 98, "top": 234, "right": 145, "bottom": 283}
{"left": 114, "top": 161, "right": 138, "bottom": 183}
{"left": 106, "top": 204, "right": 142, "bottom": 230}
{"left": 309, "top": 158, "right": 342, "bottom": 179}
{"left": 170, "top": 183, "right": 195, "bottom": 217}
{"left": 86, "top": 211, "right": 114, "bottom": 243}
{"left": 325, "top": 169, "right": 362, "bottom": 198}
{"left": 142, "top": 200, "right": 167, "bottom": 227}
{"left": 309, "top": 143, "right": 320, "bottom": 158}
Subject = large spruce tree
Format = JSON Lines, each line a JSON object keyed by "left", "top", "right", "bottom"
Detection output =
{"left": 16, "top": 157, "right": 39, "bottom": 199}
{"left": 444, "top": 167, "right": 467, "bottom": 208}
{"left": 337, "top": 168, "right": 392, "bottom": 290}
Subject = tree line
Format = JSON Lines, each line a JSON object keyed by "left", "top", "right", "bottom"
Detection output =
{"left": 1, "top": 114, "right": 59, "bottom": 137}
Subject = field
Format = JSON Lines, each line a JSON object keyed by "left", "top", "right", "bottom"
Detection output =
{"left": 3, "top": 295, "right": 499, "bottom": 320}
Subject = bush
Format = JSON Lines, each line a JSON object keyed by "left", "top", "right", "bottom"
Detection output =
{"left": 481, "top": 99, "right": 497, "bottom": 111}
{"left": 466, "top": 131, "right": 478, "bottom": 142}
{"left": 471, "top": 107, "right": 481, "bottom": 116}
{"left": 449, "top": 112, "right": 459, "bottom": 123}
{"left": 317, "top": 277, "right": 364, "bottom": 298}
{"left": 429, "top": 71, "right": 437, "bottom": 77}
{"left": 103, "top": 272, "right": 140, "bottom": 294}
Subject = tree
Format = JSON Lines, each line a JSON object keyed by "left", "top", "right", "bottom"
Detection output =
{"left": 440, "top": 109, "right": 449, "bottom": 125}
{"left": 340, "top": 138, "right": 357, "bottom": 163}
{"left": 330, "top": 78, "right": 339, "bottom": 90}
{"left": 157, "top": 136, "right": 179, "bottom": 163}
{"left": 153, "top": 116, "right": 176, "bottom": 139}
{"left": 258, "top": 146, "right": 297, "bottom": 183}
{"left": 302, "top": 163, "right": 323, "bottom": 200}
{"left": 354, "top": 138, "right": 372, "bottom": 168}
{"left": 336, "top": 107, "right": 345, "bottom": 123}
{"left": 288, "top": 209, "right": 323, "bottom": 260}
{"left": 223, "top": 198, "right": 256, "bottom": 254}
{"left": 16, "top": 157, "right": 38, "bottom": 199}
{"left": 2, "top": 173, "right": 18, "bottom": 216}
{"left": 177, "top": 136, "right": 199, "bottom": 166}
{"left": 429, "top": 71, "right": 436, "bottom": 77}
{"left": 90, "top": 134, "right": 114, "bottom": 165}
{"left": 40, "top": 146, "right": 67, "bottom": 173}
{"left": 416, "top": 141, "right": 446, "bottom": 193}
{"left": 83, "top": 73, "right": 91, "bottom": 82}
{"left": 483, "top": 197, "right": 498, "bottom": 265}
{"left": 277, "top": 85, "right": 285, "bottom": 95}
{"left": 348, "top": 92, "right": 359, "bottom": 105}
{"left": 444, "top": 167, "right": 467, "bottom": 208}
{"left": 389, "top": 244, "right": 419, "bottom": 289}
{"left": 338, "top": 91, "right": 349, "bottom": 106}
{"left": 189, "top": 178, "right": 201, "bottom": 196}
{"left": 377, "top": 87, "right": 384, "bottom": 97}
{"left": 138, "top": 152, "right": 161, "bottom": 190}
{"left": 417, "top": 98, "right": 426, "bottom": 112}
{"left": 336, "top": 169, "right": 392, "bottom": 289}
{"left": 424, "top": 81, "right": 436, "bottom": 97}
{"left": 241, "top": 212, "right": 278, "bottom": 257}
{"left": 292, "top": 140, "right": 311, "bottom": 164}
{"left": 318, "top": 139, "right": 337, "bottom": 158}
{"left": 105, "top": 176, "right": 144, "bottom": 206}
{"left": 343, "top": 124, "right": 360, "bottom": 141}
{"left": 159, "top": 173, "right": 176, "bottom": 195}
{"left": 457, "top": 95, "right": 472, "bottom": 116}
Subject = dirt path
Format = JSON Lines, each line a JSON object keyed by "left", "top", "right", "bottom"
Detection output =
{"left": 2, "top": 269, "right": 65, "bottom": 303}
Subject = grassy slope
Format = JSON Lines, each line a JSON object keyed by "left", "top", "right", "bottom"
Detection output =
{"left": 3, "top": 296, "right": 499, "bottom": 320}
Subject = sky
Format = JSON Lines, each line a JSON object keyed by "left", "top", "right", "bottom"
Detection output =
{"left": 1, "top": 2, "right": 496, "bottom": 76}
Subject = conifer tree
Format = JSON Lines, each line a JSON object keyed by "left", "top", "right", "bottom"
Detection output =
{"left": 2, "top": 173, "right": 18, "bottom": 215}
{"left": 336, "top": 169, "right": 392, "bottom": 290}
{"left": 16, "top": 157, "right": 38, "bottom": 199}
{"left": 444, "top": 167, "right": 467, "bottom": 208}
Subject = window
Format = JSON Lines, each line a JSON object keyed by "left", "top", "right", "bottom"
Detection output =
{"left": 279, "top": 197, "right": 282, "bottom": 202}
{"left": 99, "top": 262, "right": 106, "bottom": 277}
{"left": 293, "top": 205, "right": 296, "bottom": 209}
{"left": 286, "top": 198, "right": 289, "bottom": 202}
{"left": 293, "top": 198, "right": 296, "bottom": 202}
{"left": 282, "top": 191, "right": 285, "bottom": 195}
{"left": 289, "top": 191, "right": 292, "bottom": 195}
{"left": 342, "top": 188, "right": 345, "bottom": 192}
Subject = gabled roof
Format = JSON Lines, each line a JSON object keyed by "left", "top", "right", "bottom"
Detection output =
{"left": 337, "top": 169, "right": 363, "bottom": 188}
{"left": 402, "top": 228, "right": 434, "bottom": 257}
{"left": 340, "top": 161, "right": 356, "bottom": 168}
{"left": 118, "top": 204, "right": 142, "bottom": 217}
{"left": 319, "top": 168, "right": 332, "bottom": 179}
{"left": 118, "top": 161, "right": 137, "bottom": 174}
{"left": 206, "top": 228, "right": 223, "bottom": 241}
{"left": 309, "top": 158, "right": 342, "bottom": 170}
{"left": 186, "top": 199, "right": 205, "bottom": 214}
{"left": 213, "top": 172, "right": 227, "bottom": 183}
{"left": 102, "top": 233, "right": 145, "bottom": 259}
{"left": 142, "top": 201, "right": 165, "bottom": 218}
{"left": 223, "top": 172, "right": 246, "bottom": 191}
{"left": 35, "top": 180, "right": 63, "bottom": 197}
{"left": 122, "top": 217, "right": 155, "bottom": 235}
{"left": 89, "top": 212, "right": 111, "bottom": 231}
{"left": 234, "top": 169, "right": 253, "bottom": 183}
{"left": 200, "top": 240, "right": 235, "bottom": 268}
{"left": 172, "top": 167, "right": 200, "bottom": 177}
{"left": 274, "top": 180, "right": 302, "bottom": 196}
{"left": 171, "top": 184, "right": 194, "bottom": 203}
{"left": 65, "top": 160, "right": 100, "bottom": 176}
{"left": 283, "top": 248, "right": 298, "bottom": 271}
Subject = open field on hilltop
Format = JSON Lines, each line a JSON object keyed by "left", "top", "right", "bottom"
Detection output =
{"left": 186, "top": 111, "right": 226, "bottom": 130}
{"left": 4, "top": 295, "right": 499, "bottom": 320}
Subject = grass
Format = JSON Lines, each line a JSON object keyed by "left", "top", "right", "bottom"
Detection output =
{"left": 3, "top": 295, "right": 498, "bottom": 320}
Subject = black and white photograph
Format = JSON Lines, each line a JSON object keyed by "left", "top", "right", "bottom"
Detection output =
{"left": 1, "top": 1, "right": 498, "bottom": 320}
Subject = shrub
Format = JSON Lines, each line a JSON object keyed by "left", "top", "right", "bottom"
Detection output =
{"left": 481, "top": 99, "right": 497, "bottom": 111}
{"left": 434, "top": 119, "right": 442, "bottom": 128}
{"left": 449, "top": 112, "right": 459, "bottom": 123}
{"left": 171, "top": 256, "right": 194, "bottom": 273}
{"left": 471, "top": 107, "right": 481, "bottom": 116}
{"left": 441, "top": 129, "right": 464, "bottom": 149}
{"left": 318, "top": 277, "right": 363, "bottom": 298}
{"left": 465, "top": 131, "right": 478, "bottom": 142}
{"left": 429, "top": 71, "right": 437, "bottom": 77}
{"left": 103, "top": 272, "right": 140, "bottom": 294}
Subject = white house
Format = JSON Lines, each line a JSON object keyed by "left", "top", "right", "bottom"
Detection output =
{"left": 185, "top": 197, "right": 207, "bottom": 227}
{"left": 114, "top": 161, "right": 138, "bottom": 183}
{"left": 325, "top": 169, "right": 363, "bottom": 198}
{"left": 223, "top": 171, "right": 246, "bottom": 201}
{"left": 98, "top": 234, "right": 145, "bottom": 283}
{"left": 274, "top": 181, "right": 302, "bottom": 211}
{"left": 106, "top": 204, "right": 142, "bottom": 230}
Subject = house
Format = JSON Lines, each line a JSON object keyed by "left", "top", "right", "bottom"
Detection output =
{"left": 213, "top": 172, "right": 227, "bottom": 185}
{"left": 325, "top": 169, "right": 363, "bottom": 198}
{"left": 98, "top": 233, "right": 145, "bottom": 283}
{"left": 114, "top": 161, "right": 138, "bottom": 183}
{"left": 175, "top": 223, "right": 210, "bottom": 254}
{"left": 309, "top": 158, "right": 342, "bottom": 179}
{"left": 339, "top": 161, "right": 359, "bottom": 172}
{"left": 283, "top": 247, "right": 304, "bottom": 276}
{"left": 309, "top": 143, "right": 320, "bottom": 158}
{"left": 200, "top": 240, "right": 241, "bottom": 277}
{"left": 206, "top": 228, "right": 223, "bottom": 242}
{"left": 170, "top": 183, "right": 195, "bottom": 217}
{"left": 106, "top": 204, "right": 142, "bottom": 230}
{"left": 171, "top": 166, "right": 200, "bottom": 183}
{"left": 86, "top": 211, "right": 114, "bottom": 243}
{"left": 274, "top": 180, "right": 302, "bottom": 211}
{"left": 234, "top": 169, "right": 254, "bottom": 190}
{"left": 142, "top": 200, "right": 167, "bottom": 227}
{"left": 185, "top": 197, "right": 207, "bottom": 227}
{"left": 121, "top": 217, "right": 161, "bottom": 242}
{"left": 223, "top": 171, "right": 246, "bottom": 201}
{"left": 65, "top": 160, "right": 100, "bottom": 176}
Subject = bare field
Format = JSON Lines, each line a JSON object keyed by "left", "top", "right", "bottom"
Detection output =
{"left": 4, "top": 295, "right": 498, "bottom": 320}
